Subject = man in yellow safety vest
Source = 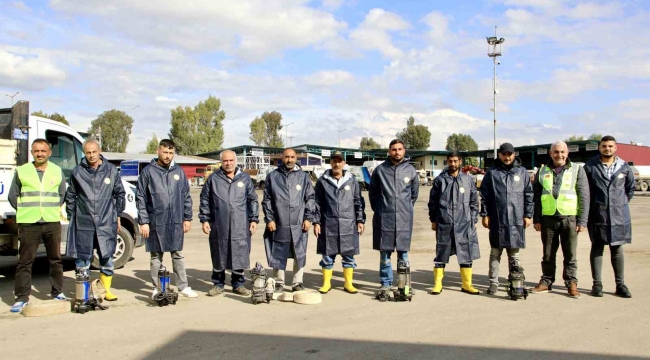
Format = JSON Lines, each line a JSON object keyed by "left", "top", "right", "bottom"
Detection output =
{"left": 531, "top": 141, "right": 590, "bottom": 298}
{"left": 8, "top": 139, "right": 67, "bottom": 313}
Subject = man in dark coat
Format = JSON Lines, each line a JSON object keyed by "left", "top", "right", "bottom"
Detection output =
{"left": 369, "top": 139, "right": 419, "bottom": 293}
{"left": 262, "top": 148, "right": 316, "bottom": 293}
{"left": 583, "top": 135, "right": 635, "bottom": 298}
{"left": 480, "top": 143, "right": 534, "bottom": 295}
{"left": 136, "top": 139, "right": 197, "bottom": 299}
{"left": 199, "top": 150, "right": 259, "bottom": 297}
{"left": 313, "top": 151, "right": 365, "bottom": 294}
{"left": 66, "top": 139, "right": 125, "bottom": 301}
{"left": 531, "top": 141, "right": 590, "bottom": 298}
{"left": 428, "top": 150, "right": 480, "bottom": 296}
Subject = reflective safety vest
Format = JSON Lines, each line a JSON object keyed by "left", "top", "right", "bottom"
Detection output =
{"left": 16, "top": 162, "right": 63, "bottom": 223}
{"left": 539, "top": 164, "right": 579, "bottom": 216}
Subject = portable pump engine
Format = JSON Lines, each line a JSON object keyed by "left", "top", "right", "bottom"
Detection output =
{"left": 153, "top": 265, "right": 178, "bottom": 306}
{"left": 250, "top": 262, "right": 274, "bottom": 305}
{"left": 507, "top": 260, "right": 529, "bottom": 301}
{"left": 392, "top": 260, "right": 413, "bottom": 302}
{"left": 73, "top": 269, "right": 107, "bottom": 314}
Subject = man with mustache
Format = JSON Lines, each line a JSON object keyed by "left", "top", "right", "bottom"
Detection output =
{"left": 531, "top": 141, "right": 589, "bottom": 299}
{"left": 262, "top": 148, "right": 316, "bottom": 293}
{"left": 9, "top": 139, "right": 68, "bottom": 313}
{"left": 583, "top": 136, "right": 635, "bottom": 298}
{"left": 314, "top": 151, "right": 365, "bottom": 294}
{"left": 428, "top": 150, "right": 481, "bottom": 295}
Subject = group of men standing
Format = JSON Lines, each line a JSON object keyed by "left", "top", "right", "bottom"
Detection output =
{"left": 8, "top": 134, "right": 635, "bottom": 312}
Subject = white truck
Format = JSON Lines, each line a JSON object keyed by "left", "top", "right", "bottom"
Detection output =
{"left": 0, "top": 101, "right": 142, "bottom": 268}
{"left": 630, "top": 165, "right": 650, "bottom": 191}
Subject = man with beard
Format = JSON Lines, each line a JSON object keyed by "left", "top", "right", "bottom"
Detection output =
{"left": 583, "top": 136, "right": 635, "bottom": 298}
{"left": 199, "top": 150, "right": 259, "bottom": 296}
{"left": 313, "top": 151, "right": 365, "bottom": 294}
{"left": 531, "top": 141, "right": 589, "bottom": 298}
{"left": 369, "top": 139, "right": 419, "bottom": 298}
{"left": 428, "top": 150, "right": 480, "bottom": 295}
{"left": 262, "top": 148, "right": 316, "bottom": 293}
{"left": 9, "top": 139, "right": 67, "bottom": 312}
{"left": 480, "top": 143, "right": 534, "bottom": 295}
{"left": 136, "top": 139, "right": 198, "bottom": 299}
{"left": 65, "top": 139, "right": 125, "bottom": 301}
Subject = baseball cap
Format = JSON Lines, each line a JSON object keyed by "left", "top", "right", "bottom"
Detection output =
{"left": 331, "top": 151, "right": 344, "bottom": 160}
{"left": 499, "top": 143, "right": 515, "bottom": 154}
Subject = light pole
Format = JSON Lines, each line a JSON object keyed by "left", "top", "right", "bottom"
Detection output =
{"left": 285, "top": 122, "right": 294, "bottom": 147}
{"left": 288, "top": 136, "right": 294, "bottom": 147}
{"left": 487, "top": 27, "right": 504, "bottom": 160}
{"left": 336, "top": 128, "right": 346, "bottom": 148}
{"left": 5, "top": 92, "right": 19, "bottom": 106}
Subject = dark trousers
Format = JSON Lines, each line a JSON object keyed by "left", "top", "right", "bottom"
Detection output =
{"left": 540, "top": 216, "right": 578, "bottom": 285}
{"left": 212, "top": 269, "right": 246, "bottom": 289}
{"left": 590, "top": 244, "right": 625, "bottom": 286}
{"left": 15, "top": 222, "right": 63, "bottom": 302}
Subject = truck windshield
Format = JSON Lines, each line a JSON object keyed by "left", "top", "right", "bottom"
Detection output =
{"left": 46, "top": 130, "right": 83, "bottom": 180}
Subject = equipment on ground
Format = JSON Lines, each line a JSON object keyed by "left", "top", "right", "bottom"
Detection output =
{"left": 73, "top": 269, "right": 107, "bottom": 313}
{"left": 507, "top": 260, "right": 529, "bottom": 301}
{"left": 375, "top": 287, "right": 391, "bottom": 302}
{"left": 392, "top": 260, "right": 413, "bottom": 302}
{"left": 153, "top": 265, "right": 178, "bottom": 307}
{"left": 250, "top": 262, "right": 274, "bottom": 305}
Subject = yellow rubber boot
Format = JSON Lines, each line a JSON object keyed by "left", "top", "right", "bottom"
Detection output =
{"left": 430, "top": 267, "right": 444, "bottom": 295}
{"left": 460, "top": 267, "right": 481, "bottom": 295}
{"left": 100, "top": 273, "right": 118, "bottom": 301}
{"left": 343, "top": 268, "right": 358, "bottom": 294}
{"left": 319, "top": 268, "right": 333, "bottom": 294}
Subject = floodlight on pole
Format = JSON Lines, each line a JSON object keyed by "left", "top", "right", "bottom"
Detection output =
{"left": 285, "top": 123, "right": 294, "bottom": 147}
{"left": 336, "top": 128, "right": 346, "bottom": 148}
{"left": 487, "top": 26, "right": 504, "bottom": 160}
{"left": 5, "top": 92, "right": 19, "bottom": 106}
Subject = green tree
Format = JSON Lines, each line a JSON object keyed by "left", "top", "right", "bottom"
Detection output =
{"left": 395, "top": 116, "right": 431, "bottom": 150}
{"left": 260, "top": 111, "right": 284, "bottom": 148}
{"left": 588, "top": 133, "right": 602, "bottom": 141}
{"left": 249, "top": 116, "right": 266, "bottom": 146}
{"left": 359, "top": 137, "right": 380, "bottom": 150}
{"left": 169, "top": 95, "right": 226, "bottom": 155}
{"left": 145, "top": 133, "right": 159, "bottom": 154}
{"left": 565, "top": 135, "right": 585, "bottom": 141}
{"left": 446, "top": 133, "right": 479, "bottom": 166}
{"left": 31, "top": 110, "right": 70, "bottom": 125}
{"left": 88, "top": 110, "right": 133, "bottom": 152}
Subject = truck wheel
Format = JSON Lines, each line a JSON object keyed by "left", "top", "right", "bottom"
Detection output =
{"left": 92, "top": 227, "right": 135, "bottom": 270}
{"left": 642, "top": 181, "right": 649, "bottom": 192}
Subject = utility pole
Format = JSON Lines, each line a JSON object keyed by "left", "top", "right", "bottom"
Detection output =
{"left": 288, "top": 136, "right": 294, "bottom": 147}
{"left": 5, "top": 92, "right": 19, "bottom": 107}
{"left": 285, "top": 123, "right": 294, "bottom": 147}
{"left": 336, "top": 128, "right": 346, "bottom": 148}
{"left": 487, "top": 27, "right": 505, "bottom": 160}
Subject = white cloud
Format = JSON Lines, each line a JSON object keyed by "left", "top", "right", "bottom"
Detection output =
{"left": 49, "top": 0, "right": 348, "bottom": 62}
{"left": 0, "top": 49, "right": 66, "bottom": 90}
{"left": 322, "top": 0, "right": 345, "bottom": 11}
{"left": 350, "top": 8, "right": 410, "bottom": 58}
{"left": 421, "top": 11, "right": 449, "bottom": 43}
{"left": 304, "top": 70, "right": 354, "bottom": 87}
{"left": 11, "top": 1, "right": 29, "bottom": 11}
{"left": 155, "top": 96, "right": 177, "bottom": 102}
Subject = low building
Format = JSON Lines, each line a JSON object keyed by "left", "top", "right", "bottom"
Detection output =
{"left": 102, "top": 152, "right": 216, "bottom": 181}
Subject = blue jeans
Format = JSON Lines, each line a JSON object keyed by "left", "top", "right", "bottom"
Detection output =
{"left": 380, "top": 251, "right": 408, "bottom": 287}
{"left": 319, "top": 255, "right": 356, "bottom": 269}
{"left": 75, "top": 257, "right": 114, "bottom": 276}
{"left": 212, "top": 269, "right": 246, "bottom": 289}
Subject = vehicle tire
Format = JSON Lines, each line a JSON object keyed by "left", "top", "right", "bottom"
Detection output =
{"left": 641, "top": 181, "right": 649, "bottom": 192}
{"left": 92, "top": 226, "right": 135, "bottom": 270}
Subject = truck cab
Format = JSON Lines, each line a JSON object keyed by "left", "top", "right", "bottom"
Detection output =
{"left": 0, "top": 101, "right": 141, "bottom": 269}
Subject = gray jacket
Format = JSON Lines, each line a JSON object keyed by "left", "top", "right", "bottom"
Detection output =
{"left": 533, "top": 159, "right": 590, "bottom": 227}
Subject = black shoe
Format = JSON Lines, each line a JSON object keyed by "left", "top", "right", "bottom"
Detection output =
{"left": 292, "top": 283, "right": 305, "bottom": 292}
{"left": 615, "top": 284, "right": 632, "bottom": 298}
{"left": 591, "top": 283, "right": 603, "bottom": 297}
{"left": 487, "top": 284, "right": 498, "bottom": 295}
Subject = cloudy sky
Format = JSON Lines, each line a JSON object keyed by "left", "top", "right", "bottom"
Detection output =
{"left": 1, "top": 0, "right": 648, "bottom": 153}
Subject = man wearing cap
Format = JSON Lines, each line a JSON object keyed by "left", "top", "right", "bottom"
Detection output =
{"left": 480, "top": 143, "right": 534, "bottom": 295}
{"left": 531, "top": 141, "right": 589, "bottom": 298}
{"left": 313, "top": 151, "right": 365, "bottom": 294}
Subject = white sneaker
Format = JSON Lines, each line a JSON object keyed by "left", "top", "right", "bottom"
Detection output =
{"left": 151, "top": 288, "right": 159, "bottom": 300}
{"left": 179, "top": 287, "right": 198, "bottom": 298}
